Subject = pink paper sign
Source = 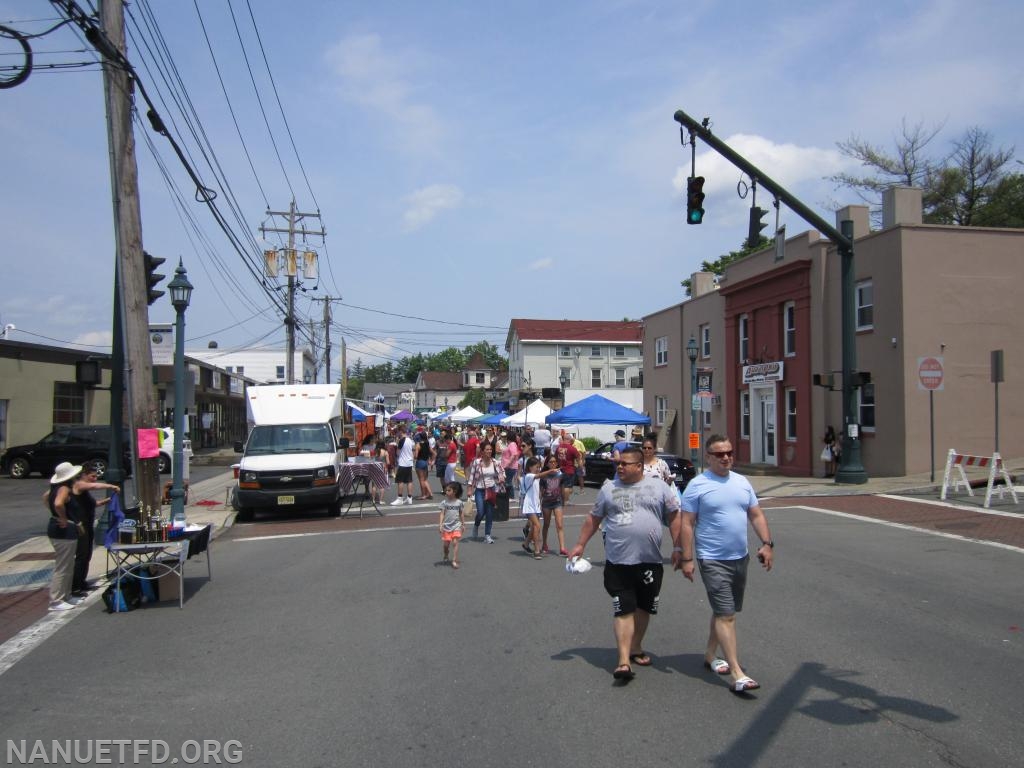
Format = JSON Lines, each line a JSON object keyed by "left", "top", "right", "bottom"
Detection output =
{"left": 137, "top": 428, "right": 160, "bottom": 459}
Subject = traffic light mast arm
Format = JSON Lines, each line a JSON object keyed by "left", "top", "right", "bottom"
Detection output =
{"left": 674, "top": 107, "right": 867, "bottom": 484}
{"left": 674, "top": 109, "right": 851, "bottom": 250}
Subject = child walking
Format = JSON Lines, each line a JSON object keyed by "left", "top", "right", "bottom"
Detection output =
{"left": 438, "top": 481, "right": 465, "bottom": 569}
{"left": 520, "top": 457, "right": 560, "bottom": 560}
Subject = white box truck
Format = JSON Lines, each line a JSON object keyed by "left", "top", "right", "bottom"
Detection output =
{"left": 233, "top": 384, "right": 346, "bottom": 521}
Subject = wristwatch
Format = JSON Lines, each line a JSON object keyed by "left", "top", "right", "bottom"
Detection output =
{"left": 761, "top": 540, "right": 774, "bottom": 549}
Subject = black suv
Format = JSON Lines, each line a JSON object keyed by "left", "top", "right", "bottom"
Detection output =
{"left": 2, "top": 426, "right": 127, "bottom": 479}
{"left": 584, "top": 441, "right": 696, "bottom": 491}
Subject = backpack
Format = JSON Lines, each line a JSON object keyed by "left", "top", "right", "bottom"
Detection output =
{"left": 102, "top": 576, "right": 142, "bottom": 613}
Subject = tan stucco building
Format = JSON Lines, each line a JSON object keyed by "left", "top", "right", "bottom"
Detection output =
{"left": 644, "top": 187, "right": 1023, "bottom": 477}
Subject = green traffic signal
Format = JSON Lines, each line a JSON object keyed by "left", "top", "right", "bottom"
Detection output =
{"left": 747, "top": 206, "right": 768, "bottom": 248}
{"left": 686, "top": 176, "right": 705, "bottom": 225}
{"left": 144, "top": 251, "right": 166, "bottom": 306}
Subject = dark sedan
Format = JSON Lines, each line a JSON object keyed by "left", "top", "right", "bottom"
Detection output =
{"left": 583, "top": 441, "right": 696, "bottom": 490}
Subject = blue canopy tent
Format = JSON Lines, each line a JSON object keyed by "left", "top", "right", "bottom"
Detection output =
{"left": 390, "top": 410, "right": 416, "bottom": 421}
{"left": 545, "top": 394, "right": 651, "bottom": 426}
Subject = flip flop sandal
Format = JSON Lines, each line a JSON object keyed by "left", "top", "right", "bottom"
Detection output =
{"left": 612, "top": 665, "right": 635, "bottom": 681}
{"left": 731, "top": 676, "right": 760, "bottom": 692}
{"left": 629, "top": 652, "right": 653, "bottom": 667}
{"left": 704, "top": 658, "right": 730, "bottom": 675}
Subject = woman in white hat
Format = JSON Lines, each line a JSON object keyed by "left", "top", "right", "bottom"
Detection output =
{"left": 44, "top": 461, "right": 85, "bottom": 611}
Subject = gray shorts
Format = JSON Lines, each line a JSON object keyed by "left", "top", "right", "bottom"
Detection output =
{"left": 697, "top": 556, "right": 749, "bottom": 616}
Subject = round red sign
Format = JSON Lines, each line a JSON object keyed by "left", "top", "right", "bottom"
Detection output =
{"left": 918, "top": 357, "right": 944, "bottom": 390}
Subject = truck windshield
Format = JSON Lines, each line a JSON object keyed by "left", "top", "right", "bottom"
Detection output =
{"left": 245, "top": 424, "right": 336, "bottom": 455}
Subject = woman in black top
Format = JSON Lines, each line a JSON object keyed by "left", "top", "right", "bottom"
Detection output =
{"left": 414, "top": 433, "right": 436, "bottom": 500}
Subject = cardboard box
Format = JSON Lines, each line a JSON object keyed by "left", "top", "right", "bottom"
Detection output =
{"left": 155, "top": 565, "right": 181, "bottom": 603}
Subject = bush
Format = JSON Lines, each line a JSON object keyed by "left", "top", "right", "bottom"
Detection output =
{"left": 581, "top": 436, "right": 601, "bottom": 452}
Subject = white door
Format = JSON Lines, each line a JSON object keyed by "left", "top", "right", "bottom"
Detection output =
{"left": 751, "top": 386, "right": 777, "bottom": 466}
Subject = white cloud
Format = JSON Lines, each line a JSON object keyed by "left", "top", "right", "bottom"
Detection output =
{"left": 527, "top": 258, "right": 553, "bottom": 271}
{"left": 324, "top": 33, "right": 444, "bottom": 154}
{"left": 672, "top": 134, "right": 853, "bottom": 195}
{"left": 402, "top": 184, "right": 464, "bottom": 230}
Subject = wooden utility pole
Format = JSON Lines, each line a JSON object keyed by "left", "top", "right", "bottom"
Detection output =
{"left": 259, "top": 200, "right": 325, "bottom": 384}
{"left": 100, "top": 0, "right": 161, "bottom": 511}
{"left": 310, "top": 296, "right": 342, "bottom": 384}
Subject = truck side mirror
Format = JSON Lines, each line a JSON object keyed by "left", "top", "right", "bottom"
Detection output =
{"left": 233, "top": 441, "right": 244, "bottom": 453}
{"left": 338, "top": 437, "right": 350, "bottom": 451}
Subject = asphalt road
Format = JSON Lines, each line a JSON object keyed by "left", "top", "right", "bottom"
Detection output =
{"left": 0, "top": 466, "right": 226, "bottom": 553}
{"left": 0, "top": 499, "right": 1020, "bottom": 767}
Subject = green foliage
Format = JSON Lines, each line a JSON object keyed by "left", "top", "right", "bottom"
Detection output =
{"left": 831, "top": 122, "right": 1020, "bottom": 227}
{"left": 580, "top": 436, "right": 601, "bottom": 452}
{"left": 680, "top": 236, "right": 768, "bottom": 296}
{"left": 459, "top": 388, "right": 486, "bottom": 411}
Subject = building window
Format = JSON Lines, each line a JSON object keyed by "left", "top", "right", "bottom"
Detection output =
{"left": 785, "top": 387, "right": 797, "bottom": 440}
{"left": 655, "top": 396, "right": 667, "bottom": 426}
{"left": 236, "top": 366, "right": 244, "bottom": 375}
{"left": 701, "top": 325, "right": 711, "bottom": 358}
{"left": 783, "top": 301, "right": 796, "bottom": 357}
{"left": 276, "top": 365, "right": 285, "bottom": 380}
{"left": 655, "top": 336, "right": 668, "bottom": 366}
{"left": 591, "top": 369, "right": 602, "bottom": 388}
{"left": 740, "top": 391, "right": 750, "bottom": 439}
{"left": 614, "top": 369, "right": 625, "bottom": 387}
{"left": 53, "top": 382, "right": 84, "bottom": 427}
{"left": 856, "top": 280, "right": 874, "bottom": 330}
{"left": 614, "top": 345, "right": 625, "bottom": 357}
{"left": 858, "top": 383, "right": 876, "bottom": 432}
{"left": 590, "top": 346, "right": 602, "bottom": 357}
{"left": 738, "top": 315, "right": 749, "bottom": 362}
{"left": 703, "top": 409, "right": 711, "bottom": 429}
{"left": 559, "top": 345, "right": 571, "bottom": 357}
{"left": 475, "top": 372, "right": 485, "bottom": 384}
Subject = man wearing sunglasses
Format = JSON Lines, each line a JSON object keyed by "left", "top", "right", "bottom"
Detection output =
{"left": 568, "top": 446, "right": 682, "bottom": 682}
{"left": 678, "top": 434, "right": 774, "bottom": 693}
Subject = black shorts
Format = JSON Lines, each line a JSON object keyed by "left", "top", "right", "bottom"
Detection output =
{"left": 603, "top": 562, "right": 664, "bottom": 616}
{"left": 395, "top": 466, "right": 413, "bottom": 483}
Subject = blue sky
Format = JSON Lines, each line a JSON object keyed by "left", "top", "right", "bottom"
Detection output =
{"left": 2, "top": 0, "right": 1022, "bottom": 380}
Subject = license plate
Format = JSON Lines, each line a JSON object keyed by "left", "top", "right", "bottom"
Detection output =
{"left": 277, "top": 495, "right": 295, "bottom": 505}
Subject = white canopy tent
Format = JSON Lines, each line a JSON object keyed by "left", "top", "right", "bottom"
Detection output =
{"left": 500, "top": 398, "right": 552, "bottom": 427}
{"left": 447, "top": 406, "right": 484, "bottom": 423}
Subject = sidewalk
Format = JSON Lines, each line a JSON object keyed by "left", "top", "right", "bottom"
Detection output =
{"left": 0, "top": 467, "right": 239, "bottom": 645}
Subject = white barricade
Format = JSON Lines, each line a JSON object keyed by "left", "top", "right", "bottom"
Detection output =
{"left": 940, "top": 449, "right": 1018, "bottom": 508}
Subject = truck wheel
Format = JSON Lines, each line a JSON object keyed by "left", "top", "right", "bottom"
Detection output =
{"left": 327, "top": 500, "right": 342, "bottom": 518}
{"left": 8, "top": 457, "right": 30, "bottom": 479}
{"left": 89, "top": 457, "right": 109, "bottom": 478}
{"left": 236, "top": 507, "right": 254, "bottom": 523}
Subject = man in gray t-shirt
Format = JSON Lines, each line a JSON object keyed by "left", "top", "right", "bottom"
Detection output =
{"left": 569, "top": 447, "right": 682, "bottom": 681}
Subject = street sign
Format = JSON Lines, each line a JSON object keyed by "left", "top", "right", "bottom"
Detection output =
{"left": 917, "top": 356, "right": 944, "bottom": 391}
{"left": 688, "top": 432, "right": 701, "bottom": 450}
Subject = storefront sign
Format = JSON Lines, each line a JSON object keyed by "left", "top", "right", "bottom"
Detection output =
{"left": 742, "top": 361, "right": 784, "bottom": 384}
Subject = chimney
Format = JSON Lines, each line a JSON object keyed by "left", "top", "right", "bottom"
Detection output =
{"left": 882, "top": 186, "right": 923, "bottom": 228}
{"left": 690, "top": 271, "right": 717, "bottom": 298}
{"left": 835, "top": 205, "right": 870, "bottom": 239}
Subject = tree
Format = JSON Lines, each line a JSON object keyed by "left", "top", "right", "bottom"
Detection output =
{"left": 459, "top": 387, "right": 486, "bottom": 412}
{"left": 463, "top": 341, "right": 506, "bottom": 370}
{"left": 680, "top": 235, "right": 770, "bottom": 297}
{"left": 427, "top": 347, "right": 467, "bottom": 372}
{"left": 830, "top": 121, "right": 1020, "bottom": 227}
{"left": 349, "top": 357, "right": 364, "bottom": 380}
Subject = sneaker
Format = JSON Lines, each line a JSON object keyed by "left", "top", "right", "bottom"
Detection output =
{"left": 66, "top": 596, "right": 85, "bottom": 605}
{"left": 49, "top": 601, "right": 75, "bottom": 612}
{"left": 542, "top": 545, "right": 551, "bottom": 554}
{"left": 522, "top": 524, "right": 530, "bottom": 540}
{"left": 389, "top": 498, "right": 405, "bottom": 506}
{"left": 404, "top": 496, "right": 413, "bottom": 505}
{"left": 484, "top": 535, "right": 494, "bottom": 544}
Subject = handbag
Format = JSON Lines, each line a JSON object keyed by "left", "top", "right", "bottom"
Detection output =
{"left": 484, "top": 487, "right": 497, "bottom": 504}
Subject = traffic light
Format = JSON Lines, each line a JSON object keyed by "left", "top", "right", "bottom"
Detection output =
{"left": 686, "top": 176, "right": 705, "bottom": 225}
{"left": 747, "top": 206, "right": 768, "bottom": 248}
{"left": 144, "top": 251, "right": 166, "bottom": 306}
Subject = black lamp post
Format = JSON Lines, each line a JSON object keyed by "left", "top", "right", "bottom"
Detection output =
{"left": 168, "top": 259, "right": 193, "bottom": 523}
{"left": 686, "top": 335, "right": 699, "bottom": 471}
{"left": 559, "top": 371, "right": 569, "bottom": 408}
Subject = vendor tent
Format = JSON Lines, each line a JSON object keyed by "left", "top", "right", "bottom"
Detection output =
{"left": 501, "top": 398, "right": 552, "bottom": 427}
{"left": 480, "top": 412, "right": 508, "bottom": 425}
{"left": 346, "top": 401, "right": 373, "bottom": 422}
{"left": 545, "top": 394, "right": 650, "bottom": 426}
{"left": 448, "top": 406, "right": 484, "bottom": 423}
{"left": 390, "top": 410, "right": 416, "bottom": 421}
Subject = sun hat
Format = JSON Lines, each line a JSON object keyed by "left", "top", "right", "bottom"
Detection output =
{"left": 50, "top": 462, "right": 83, "bottom": 484}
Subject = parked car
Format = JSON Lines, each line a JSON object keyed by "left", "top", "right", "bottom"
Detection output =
{"left": 1, "top": 425, "right": 127, "bottom": 479}
{"left": 584, "top": 441, "right": 696, "bottom": 491}
{"left": 1, "top": 425, "right": 191, "bottom": 479}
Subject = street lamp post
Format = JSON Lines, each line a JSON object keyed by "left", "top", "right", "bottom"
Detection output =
{"left": 686, "top": 335, "right": 699, "bottom": 472}
{"left": 168, "top": 259, "right": 193, "bottom": 525}
{"left": 558, "top": 371, "right": 569, "bottom": 409}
